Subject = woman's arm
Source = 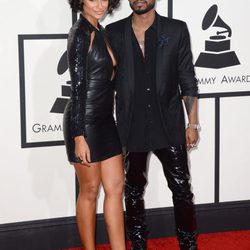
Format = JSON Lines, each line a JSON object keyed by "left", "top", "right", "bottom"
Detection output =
{"left": 68, "top": 27, "right": 91, "bottom": 164}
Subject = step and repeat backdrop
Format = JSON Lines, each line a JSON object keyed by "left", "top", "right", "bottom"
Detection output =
{"left": 173, "top": 0, "right": 250, "bottom": 203}
{"left": 174, "top": 0, "right": 249, "bottom": 93}
{"left": 0, "top": 0, "right": 75, "bottom": 224}
{"left": 0, "top": 0, "right": 249, "bottom": 225}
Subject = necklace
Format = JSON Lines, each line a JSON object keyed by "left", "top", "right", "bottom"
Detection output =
{"left": 138, "top": 40, "right": 145, "bottom": 49}
{"left": 132, "top": 18, "right": 145, "bottom": 53}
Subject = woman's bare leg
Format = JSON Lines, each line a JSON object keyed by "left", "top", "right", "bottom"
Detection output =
{"left": 101, "top": 154, "right": 126, "bottom": 250}
{"left": 74, "top": 162, "right": 101, "bottom": 250}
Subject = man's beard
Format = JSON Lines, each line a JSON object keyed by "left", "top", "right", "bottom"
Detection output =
{"left": 129, "top": 0, "right": 155, "bottom": 15}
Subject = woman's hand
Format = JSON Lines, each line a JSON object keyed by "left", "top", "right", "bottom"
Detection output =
{"left": 74, "top": 136, "right": 91, "bottom": 166}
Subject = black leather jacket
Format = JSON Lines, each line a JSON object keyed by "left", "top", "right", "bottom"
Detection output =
{"left": 67, "top": 15, "right": 94, "bottom": 138}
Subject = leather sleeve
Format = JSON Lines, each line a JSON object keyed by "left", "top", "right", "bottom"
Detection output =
{"left": 177, "top": 22, "right": 198, "bottom": 97}
{"left": 67, "top": 27, "right": 90, "bottom": 138}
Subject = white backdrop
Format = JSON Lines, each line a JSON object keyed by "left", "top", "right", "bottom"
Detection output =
{"left": 174, "top": 0, "right": 250, "bottom": 94}
{"left": 0, "top": 0, "right": 249, "bottom": 225}
{"left": 173, "top": 0, "right": 250, "bottom": 203}
{"left": 0, "top": 0, "right": 75, "bottom": 224}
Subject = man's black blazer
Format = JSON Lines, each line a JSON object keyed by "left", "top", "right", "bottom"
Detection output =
{"left": 106, "top": 12, "right": 198, "bottom": 147}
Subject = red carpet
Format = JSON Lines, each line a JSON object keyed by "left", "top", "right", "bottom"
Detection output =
{"left": 61, "top": 230, "right": 250, "bottom": 250}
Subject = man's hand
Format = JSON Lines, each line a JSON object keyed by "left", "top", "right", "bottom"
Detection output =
{"left": 182, "top": 95, "right": 199, "bottom": 151}
{"left": 186, "top": 127, "right": 199, "bottom": 151}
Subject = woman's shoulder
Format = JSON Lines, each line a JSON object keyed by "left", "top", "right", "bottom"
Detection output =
{"left": 67, "top": 19, "right": 93, "bottom": 53}
{"left": 68, "top": 16, "right": 94, "bottom": 41}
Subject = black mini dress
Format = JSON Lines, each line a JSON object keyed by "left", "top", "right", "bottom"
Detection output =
{"left": 63, "top": 15, "right": 122, "bottom": 163}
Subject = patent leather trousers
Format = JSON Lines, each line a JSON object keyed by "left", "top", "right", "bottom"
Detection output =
{"left": 125, "top": 145, "right": 197, "bottom": 250}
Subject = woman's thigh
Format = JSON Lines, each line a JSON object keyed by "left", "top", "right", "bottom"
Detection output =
{"left": 74, "top": 162, "right": 101, "bottom": 192}
{"left": 100, "top": 154, "right": 124, "bottom": 194}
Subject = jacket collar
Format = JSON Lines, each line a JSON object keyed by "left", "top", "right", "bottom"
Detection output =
{"left": 79, "top": 14, "right": 102, "bottom": 32}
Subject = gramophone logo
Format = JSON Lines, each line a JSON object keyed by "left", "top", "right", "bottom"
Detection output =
{"left": 19, "top": 34, "right": 68, "bottom": 148}
{"left": 50, "top": 51, "right": 71, "bottom": 114}
{"left": 195, "top": 4, "right": 240, "bottom": 69}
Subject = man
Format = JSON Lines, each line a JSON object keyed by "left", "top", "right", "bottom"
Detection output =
{"left": 106, "top": 0, "right": 199, "bottom": 249}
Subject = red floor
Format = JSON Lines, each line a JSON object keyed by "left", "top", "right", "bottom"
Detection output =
{"left": 62, "top": 230, "right": 250, "bottom": 250}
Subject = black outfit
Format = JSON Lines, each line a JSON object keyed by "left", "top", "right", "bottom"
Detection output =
{"left": 125, "top": 148, "right": 197, "bottom": 250}
{"left": 107, "top": 12, "right": 198, "bottom": 250}
{"left": 106, "top": 13, "right": 198, "bottom": 148}
{"left": 128, "top": 19, "right": 167, "bottom": 152}
{"left": 63, "top": 15, "right": 122, "bottom": 163}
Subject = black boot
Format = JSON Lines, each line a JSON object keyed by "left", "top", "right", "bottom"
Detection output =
{"left": 125, "top": 183, "right": 147, "bottom": 250}
{"left": 177, "top": 228, "right": 197, "bottom": 250}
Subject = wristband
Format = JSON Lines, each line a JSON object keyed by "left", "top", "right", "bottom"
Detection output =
{"left": 187, "top": 123, "right": 201, "bottom": 130}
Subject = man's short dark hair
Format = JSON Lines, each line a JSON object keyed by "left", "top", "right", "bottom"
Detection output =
{"left": 68, "top": 0, "right": 120, "bottom": 14}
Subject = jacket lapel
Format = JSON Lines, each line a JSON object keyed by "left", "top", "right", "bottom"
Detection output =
{"left": 124, "top": 16, "right": 135, "bottom": 95}
{"left": 155, "top": 13, "right": 163, "bottom": 95}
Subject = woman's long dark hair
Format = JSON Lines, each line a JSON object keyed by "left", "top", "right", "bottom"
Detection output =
{"left": 68, "top": 0, "right": 120, "bottom": 14}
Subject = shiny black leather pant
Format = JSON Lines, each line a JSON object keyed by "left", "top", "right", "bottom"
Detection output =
{"left": 125, "top": 145, "right": 197, "bottom": 250}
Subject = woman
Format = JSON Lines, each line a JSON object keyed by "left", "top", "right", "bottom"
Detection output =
{"left": 63, "top": 0, "right": 126, "bottom": 249}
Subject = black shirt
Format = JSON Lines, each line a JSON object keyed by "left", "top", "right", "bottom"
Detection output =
{"left": 127, "top": 20, "right": 168, "bottom": 152}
